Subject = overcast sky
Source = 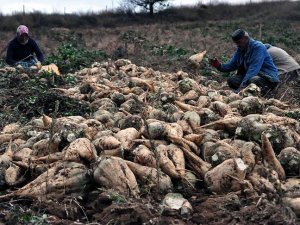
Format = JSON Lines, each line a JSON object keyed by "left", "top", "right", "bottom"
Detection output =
{"left": 0, "top": 0, "right": 248, "bottom": 15}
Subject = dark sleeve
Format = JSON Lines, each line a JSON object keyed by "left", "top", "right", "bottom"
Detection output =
{"left": 5, "top": 41, "right": 17, "bottom": 66}
{"left": 32, "top": 40, "right": 44, "bottom": 63}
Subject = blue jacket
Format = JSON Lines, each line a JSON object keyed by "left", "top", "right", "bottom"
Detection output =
{"left": 6, "top": 37, "right": 44, "bottom": 66}
{"left": 219, "top": 39, "right": 279, "bottom": 87}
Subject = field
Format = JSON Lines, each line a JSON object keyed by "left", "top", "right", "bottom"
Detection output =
{"left": 0, "top": 1, "right": 300, "bottom": 224}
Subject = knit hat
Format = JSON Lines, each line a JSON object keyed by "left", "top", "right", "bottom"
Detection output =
{"left": 231, "top": 29, "right": 246, "bottom": 41}
{"left": 17, "top": 25, "right": 29, "bottom": 36}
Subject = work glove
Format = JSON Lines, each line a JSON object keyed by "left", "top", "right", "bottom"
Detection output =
{"left": 209, "top": 58, "right": 221, "bottom": 68}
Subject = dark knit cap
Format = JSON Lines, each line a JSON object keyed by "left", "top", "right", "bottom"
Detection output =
{"left": 231, "top": 29, "right": 246, "bottom": 41}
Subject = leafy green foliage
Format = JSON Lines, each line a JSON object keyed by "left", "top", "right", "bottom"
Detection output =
{"left": 0, "top": 59, "right": 6, "bottom": 67}
{"left": 149, "top": 44, "right": 189, "bottom": 57}
{"left": 45, "top": 36, "right": 107, "bottom": 74}
{"left": 200, "top": 54, "right": 230, "bottom": 78}
{"left": 3, "top": 204, "right": 49, "bottom": 225}
{"left": 18, "top": 72, "right": 92, "bottom": 119}
{"left": 107, "top": 191, "right": 128, "bottom": 203}
{"left": 0, "top": 70, "right": 92, "bottom": 128}
{"left": 285, "top": 111, "right": 300, "bottom": 122}
{"left": 20, "top": 214, "right": 48, "bottom": 225}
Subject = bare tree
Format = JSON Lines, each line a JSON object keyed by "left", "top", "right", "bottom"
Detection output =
{"left": 117, "top": 1, "right": 136, "bottom": 14}
{"left": 122, "top": 0, "right": 171, "bottom": 16}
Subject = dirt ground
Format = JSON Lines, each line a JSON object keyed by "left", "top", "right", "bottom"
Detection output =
{"left": 0, "top": 189, "right": 297, "bottom": 225}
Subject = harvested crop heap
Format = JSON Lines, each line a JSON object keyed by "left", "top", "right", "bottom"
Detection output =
{"left": 0, "top": 59, "right": 300, "bottom": 224}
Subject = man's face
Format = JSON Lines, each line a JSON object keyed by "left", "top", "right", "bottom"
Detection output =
{"left": 17, "top": 33, "right": 29, "bottom": 45}
{"left": 234, "top": 36, "right": 249, "bottom": 50}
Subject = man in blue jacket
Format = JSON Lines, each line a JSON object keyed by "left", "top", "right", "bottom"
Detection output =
{"left": 210, "top": 29, "right": 280, "bottom": 95}
{"left": 6, "top": 25, "right": 44, "bottom": 68}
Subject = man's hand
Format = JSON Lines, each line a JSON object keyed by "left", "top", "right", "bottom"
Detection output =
{"left": 209, "top": 58, "right": 221, "bottom": 68}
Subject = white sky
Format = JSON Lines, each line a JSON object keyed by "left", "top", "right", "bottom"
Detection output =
{"left": 0, "top": 0, "right": 249, "bottom": 15}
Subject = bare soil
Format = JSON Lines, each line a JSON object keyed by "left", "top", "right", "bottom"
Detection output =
{"left": 0, "top": 189, "right": 297, "bottom": 225}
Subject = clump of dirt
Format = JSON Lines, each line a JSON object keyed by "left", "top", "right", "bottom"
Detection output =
{"left": 96, "top": 203, "right": 157, "bottom": 224}
{"left": 191, "top": 194, "right": 297, "bottom": 225}
{"left": 0, "top": 193, "right": 296, "bottom": 225}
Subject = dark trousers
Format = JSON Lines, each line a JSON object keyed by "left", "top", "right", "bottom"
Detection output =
{"left": 227, "top": 73, "right": 279, "bottom": 95}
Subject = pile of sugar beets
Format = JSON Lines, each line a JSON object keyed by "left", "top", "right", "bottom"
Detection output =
{"left": 0, "top": 58, "right": 300, "bottom": 220}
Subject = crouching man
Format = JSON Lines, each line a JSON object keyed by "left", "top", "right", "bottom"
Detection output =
{"left": 210, "top": 29, "right": 280, "bottom": 96}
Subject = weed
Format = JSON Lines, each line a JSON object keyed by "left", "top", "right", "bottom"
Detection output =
{"left": 0, "top": 59, "right": 6, "bottom": 67}
{"left": 46, "top": 35, "right": 107, "bottom": 74}
{"left": 0, "top": 69, "right": 92, "bottom": 129}
{"left": 285, "top": 111, "right": 300, "bottom": 122}
{"left": 20, "top": 214, "right": 48, "bottom": 225}
{"left": 3, "top": 204, "right": 49, "bottom": 225}
{"left": 148, "top": 44, "right": 189, "bottom": 58}
{"left": 107, "top": 192, "right": 127, "bottom": 203}
{"left": 120, "top": 30, "right": 146, "bottom": 44}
